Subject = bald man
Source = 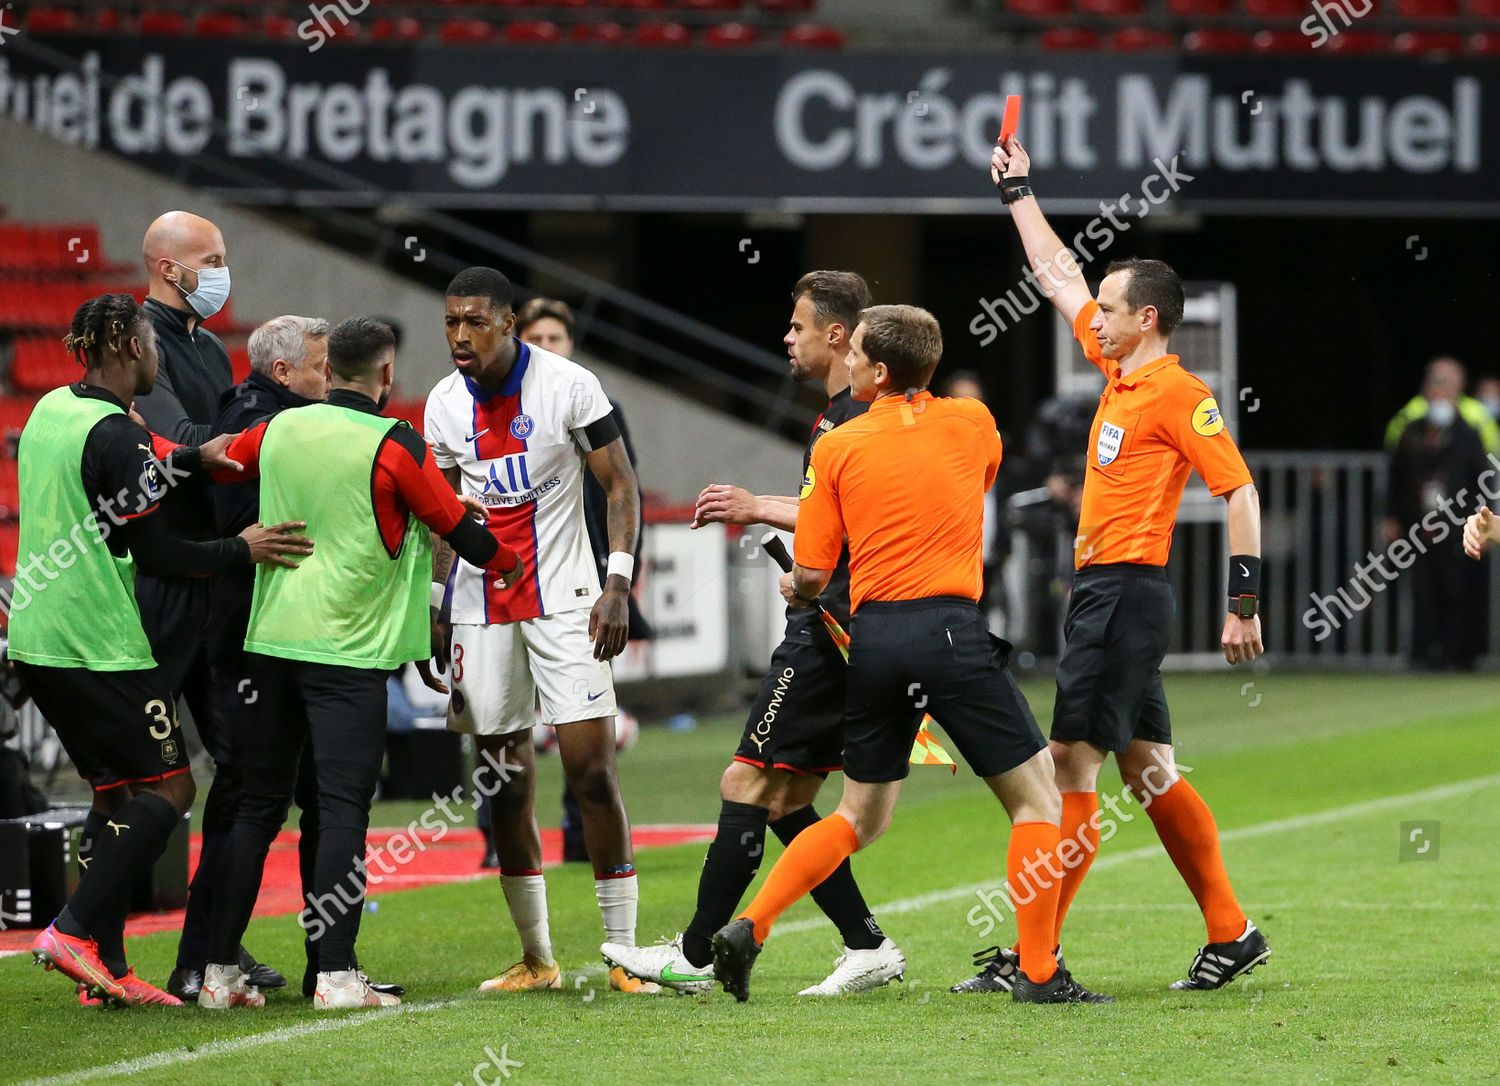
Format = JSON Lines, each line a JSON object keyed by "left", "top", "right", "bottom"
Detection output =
{"left": 131, "top": 213, "right": 283, "bottom": 998}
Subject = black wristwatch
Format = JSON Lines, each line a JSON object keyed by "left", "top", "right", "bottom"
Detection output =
{"left": 1229, "top": 594, "right": 1258, "bottom": 619}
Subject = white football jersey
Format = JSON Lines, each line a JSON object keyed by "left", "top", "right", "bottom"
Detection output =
{"left": 425, "top": 341, "right": 613, "bottom": 624}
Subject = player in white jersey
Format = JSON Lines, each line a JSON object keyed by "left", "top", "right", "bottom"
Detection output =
{"left": 425, "top": 267, "right": 650, "bottom": 994}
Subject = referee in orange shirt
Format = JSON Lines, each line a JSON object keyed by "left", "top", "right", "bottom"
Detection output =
{"left": 956, "top": 135, "right": 1269, "bottom": 994}
{"left": 711, "top": 305, "right": 1111, "bottom": 1005}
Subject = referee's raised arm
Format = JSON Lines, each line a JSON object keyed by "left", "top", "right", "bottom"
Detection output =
{"left": 990, "top": 136, "right": 1093, "bottom": 327}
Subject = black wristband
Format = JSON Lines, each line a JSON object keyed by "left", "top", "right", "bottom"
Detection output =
{"left": 998, "top": 175, "right": 1034, "bottom": 204}
{"left": 1228, "top": 554, "right": 1262, "bottom": 601}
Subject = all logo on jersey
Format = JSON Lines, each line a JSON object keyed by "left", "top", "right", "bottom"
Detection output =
{"left": 1192, "top": 397, "right": 1225, "bottom": 437}
{"left": 509, "top": 414, "right": 535, "bottom": 440}
{"left": 800, "top": 466, "right": 817, "bottom": 499}
{"left": 1097, "top": 421, "right": 1126, "bottom": 466}
{"left": 483, "top": 453, "right": 533, "bottom": 495}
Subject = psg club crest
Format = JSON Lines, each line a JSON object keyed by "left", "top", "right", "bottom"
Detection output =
{"left": 510, "top": 414, "right": 535, "bottom": 440}
{"left": 1097, "top": 421, "right": 1126, "bottom": 466}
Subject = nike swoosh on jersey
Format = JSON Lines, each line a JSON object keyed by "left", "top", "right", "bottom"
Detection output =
{"left": 465, "top": 428, "right": 491, "bottom": 442}
{"left": 586, "top": 691, "right": 605, "bottom": 702}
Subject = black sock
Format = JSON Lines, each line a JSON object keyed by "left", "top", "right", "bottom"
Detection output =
{"left": 682, "top": 801, "right": 769, "bottom": 968}
{"left": 75, "top": 811, "right": 128, "bottom": 977}
{"left": 60, "top": 793, "right": 179, "bottom": 941}
{"left": 770, "top": 805, "right": 884, "bottom": 951}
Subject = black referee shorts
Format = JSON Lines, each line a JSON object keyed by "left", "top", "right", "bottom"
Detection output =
{"left": 15, "top": 661, "right": 190, "bottom": 792}
{"left": 1051, "top": 563, "right": 1174, "bottom": 754}
{"left": 733, "top": 632, "right": 847, "bottom": 775}
{"left": 842, "top": 597, "right": 1044, "bottom": 784}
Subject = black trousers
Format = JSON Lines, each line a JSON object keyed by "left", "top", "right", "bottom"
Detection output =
{"left": 209, "top": 653, "right": 387, "bottom": 972}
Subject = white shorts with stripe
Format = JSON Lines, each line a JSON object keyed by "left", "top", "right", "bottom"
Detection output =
{"left": 446, "top": 610, "right": 617, "bottom": 736}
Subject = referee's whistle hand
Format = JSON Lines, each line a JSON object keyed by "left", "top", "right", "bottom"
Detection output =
{"left": 779, "top": 572, "right": 810, "bottom": 608}
{"left": 240, "top": 521, "right": 314, "bottom": 569}
{"left": 1221, "top": 614, "right": 1263, "bottom": 666}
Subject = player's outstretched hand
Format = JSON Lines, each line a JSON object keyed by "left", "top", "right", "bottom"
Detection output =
{"left": 241, "top": 521, "right": 314, "bottom": 568}
{"left": 1463, "top": 507, "right": 1497, "bottom": 560}
{"left": 459, "top": 494, "right": 487, "bottom": 521}
{"left": 693, "top": 483, "right": 757, "bottom": 528}
{"left": 199, "top": 431, "right": 244, "bottom": 474}
{"left": 415, "top": 660, "right": 448, "bottom": 695}
{"left": 589, "top": 584, "right": 630, "bottom": 661}
{"left": 990, "top": 135, "right": 1031, "bottom": 187}
{"left": 1221, "top": 612, "right": 1262, "bottom": 666}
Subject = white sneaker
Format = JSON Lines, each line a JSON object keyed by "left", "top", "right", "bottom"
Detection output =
{"left": 797, "top": 938, "right": 906, "bottom": 996}
{"left": 600, "top": 935, "right": 714, "bottom": 994}
{"left": 313, "top": 968, "right": 394, "bottom": 1010}
{"left": 198, "top": 963, "right": 265, "bottom": 1010}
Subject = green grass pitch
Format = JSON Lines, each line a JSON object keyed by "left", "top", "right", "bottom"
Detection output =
{"left": 4, "top": 672, "right": 1499, "bottom": 1085}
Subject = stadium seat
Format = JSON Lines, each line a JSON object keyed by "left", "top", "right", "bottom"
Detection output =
{"left": 1006, "top": 0, "right": 1071, "bottom": 13}
{"left": 1465, "top": 0, "right": 1500, "bottom": 14}
{"left": 24, "top": 8, "right": 80, "bottom": 34}
{"left": 0, "top": 460, "right": 19, "bottom": 519}
{"left": 89, "top": 9, "right": 122, "bottom": 33}
{"left": 1252, "top": 29, "right": 1317, "bottom": 51}
{"left": 1079, "top": 0, "right": 1143, "bottom": 13}
{"left": 383, "top": 398, "right": 426, "bottom": 436}
{"left": 1397, "top": 0, "right": 1458, "bottom": 14}
{"left": 1470, "top": 30, "right": 1500, "bottom": 53}
{"left": 1325, "top": 29, "right": 1394, "bottom": 52}
{"left": 0, "top": 520, "right": 18, "bottom": 578}
{"left": 1041, "top": 26, "right": 1102, "bottom": 49}
{"left": 1111, "top": 27, "right": 1178, "bottom": 50}
{"left": 262, "top": 15, "right": 297, "bottom": 39}
{"left": 1184, "top": 28, "right": 1253, "bottom": 51}
{"left": 193, "top": 13, "right": 251, "bottom": 39}
{"left": 570, "top": 21, "right": 628, "bottom": 44}
{"left": 601, "top": 0, "right": 670, "bottom": 9}
{"left": 705, "top": 22, "right": 759, "bottom": 46}
{"left": 685, "top": 0, "right": 748, "bottom": 9}
{"left": 0, "top": 396, "right": 35, "bottom": 442}
{"left": 1395, "top": 29, "right": 1466, "bottom": 52}
{"left": 758, "top": 0, "right": 817, "bottom": 11}
{"left": 372, "top": 16, "right": 424, "bottom": 41}
{"left": 505, "top": 20, "right": 562, "bottom": 43}
{"left": 11, "top": 337, "right": 80, "bottom": 394}
{"left": 441, "top": 19, "right": 499, "bottom": 44}
{"left": 228, "top": 345, "right": 251, "bottom": 384}
{"left": 635, "top": 22, "right": 692, "bottom": 46}
{"left": 780, "top": 23, "right": 846, "bottom": 48}
{"left": 138, "top": 11, "right": 189, "bottom": 36}
{"left": 1166, "top": 0, "right": 1231, "bottom": 14}
{"left": 0, "top": 225, "right": 37, "bottom": 274}
{"left": 1241, "top": 0, "right": 1306, "bottom": 17}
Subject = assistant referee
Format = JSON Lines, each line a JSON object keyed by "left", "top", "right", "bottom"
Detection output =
{"left": 711, "top": 305, "right": 1110, "bottom": 1005}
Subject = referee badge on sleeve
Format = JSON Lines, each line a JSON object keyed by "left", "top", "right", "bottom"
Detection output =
{"left": 800, "top": 466, "right": 816, "bottom": 499}
{"left": 1191, "top": 397, "right": 1225, "bottom": 437}
{"left": 1097, "top": 422, "right": 1126, "bottom": 466}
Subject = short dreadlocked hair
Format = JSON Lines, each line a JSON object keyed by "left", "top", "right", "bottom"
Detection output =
{"left": 64, "top": 294, "right": 148, "bottom": 369}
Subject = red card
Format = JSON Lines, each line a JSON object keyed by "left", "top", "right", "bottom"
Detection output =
{"left": 999, "top": 95, "right": 1022, "bottom": 142}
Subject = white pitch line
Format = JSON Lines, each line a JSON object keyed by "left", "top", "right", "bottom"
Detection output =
{"left": 772, "top": 772, "right": 1500, "bottom": 938}
{"left": 16, "top": 1000, "right": 454, "bottom": 1086}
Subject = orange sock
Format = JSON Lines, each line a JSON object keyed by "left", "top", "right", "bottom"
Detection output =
{"left": 1008, "top": 821, "right": 1062, "bottom": 984}
{"left": 740, "top": 813, "right": 859, "bottom": 944}
{"left": 1143, "top": 778, "right": 1247, "bottom": 943}
{"left": 1052, "top": 791, "right": 1100, "bottom": 946}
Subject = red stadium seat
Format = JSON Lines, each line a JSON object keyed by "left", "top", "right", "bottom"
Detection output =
{"left": 1111, "top": 27, "right": 1178, "bottom": 50}
{"left": 1006, "top": 0, "right": 1070, "bottom": 13}
{"left": 193, "top": 13, "right": 251, "bottom": 39}
{"left": 1042, "top": 26, "right": 1101, "bottom": 49}
{"left": 138, "top": 11, "right": 188, "bottom": 37}
{"left": 1184, "top": 28, "right": 1253, "bottom": 51}
{"left": 758, "top": 0, "right": 817, "bottom": 11}
{"left": 505, "top": 20, "right": 562, "bottom": 43}
{"left": 0, "top": 460, "right": 18, "bottom": 519}
{"left": 383, "top": 398, "right": 426, "bottom": 437}
{"left": 1325, "top": 29, "right": 1394, "bottom": 52}
{"left": 570, "top": 21, "right": 628, "bottom": 44}
{"left": 1470, "top": 31, "right": 1500, "bottom": 53}
{"left": 0, "top": 520, "right": 18, "bottom": 579}
{"left": 89, "top": 9, "right": 122, "bottom": 33}
{"left": 601, "top": 0, "right": 669, "bottom": 9}
{"left": 372, "top": 17, "right": 424, "bottom": 42}
{"left": 1166, "top": 0, "right": 1231, "bottom": 13}
{"left": 685, "top": 0, "right": 747, "bottom": 9}
{"left": 1241, "top": 0, "right": 1306, "bottom": 17}
{"left": 1079, "top": 0, "right": 1142, "bottom": 13}
{"left": 24, "top": 8, "right": 80, "bottom": 34}
{"left": 228, "top": 345, "right": 251, "bottom": 384}
{"left": 780, "top": 22, "right": 846, "bottom": 48}
{"left": 0, "top": 224, "right": 37, "bottom": 274}
{"left": 1465, "top": 0, "right": 1500, "bottom": 14}
{"left": 441, "top": 19, "right": 498, "bottom": 44}
{"left": 0, "top": 396, "right": 36, "bottom": 445}
{"left": 262, "top": 15, "right": 297, "bottom": 40}
{"left": 635, "top": 22, "right": 692, "bottom": 46}
{"left": 705, "top": 22, "right": 759, "bottom": 46}
{"left": 1252, "top": 29, "right": 1317, "bottom": 51}
{"left": 11, "top": 337, "right": 81, "bottom": 394}
{"left": 1397, "top": 0, "right": 1458, "bottom": 14}
{"left": 1395, "top": 29, "right": 1466, "bottom": 52}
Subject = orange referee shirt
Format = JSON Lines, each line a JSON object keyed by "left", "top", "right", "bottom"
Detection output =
{"left": 795, "top": 390, "right": 1001, "bottom": 613}
{"left": 1072, "top": 299, "right": 1252, "bottom": 570}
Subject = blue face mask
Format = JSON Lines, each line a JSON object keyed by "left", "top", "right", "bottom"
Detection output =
{"left": 171, "top": 260, "right": 231, "bottom": 320}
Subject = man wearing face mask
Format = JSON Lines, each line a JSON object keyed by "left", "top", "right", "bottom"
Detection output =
{"left": 1384, "top": 357, "right": 1495, "bottom": 670}
{"left": 135, "top": 211, "right": 284, "bottom": 998}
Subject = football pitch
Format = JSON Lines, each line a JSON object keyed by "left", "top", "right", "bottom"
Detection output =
{"left": 5, "top": 671, "right": 1498, "bottom": 1085}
